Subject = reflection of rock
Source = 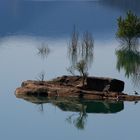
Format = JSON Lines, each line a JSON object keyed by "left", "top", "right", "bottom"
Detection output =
{"left": 55, "top": 99, "right": 124, "bottom": 114}
{"left": 15, "top": 95, "right": 124, "bottom": 114}
{"left": 16, "top": 95, "right": 124, "bottom": 130}
{"left": 15, "top": 75, "right": 140, "bottom": 101}
{"left": 87, "top": 77, "right": 124, "bottom": 92}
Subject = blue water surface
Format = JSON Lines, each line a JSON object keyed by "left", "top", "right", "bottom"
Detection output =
{"left": 0, "top": 0, "right": 140, "bottom": 140}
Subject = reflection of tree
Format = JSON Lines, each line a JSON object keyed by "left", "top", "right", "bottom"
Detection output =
{"left": 16, "top": 95, "right": 124, "bottom": 130}
{"left": 66, "top": 105, "right": 87, "bottom": 130}
{"left": 37, "top": 42, "right": 50, "bottom": 60}
{"left": 68, "top": 26, "right": 79, "bottom": 67}
{"left": 81, "top": 31, "right": 94, "bottom": 68}
{"left": 73, "top": 112, "right": 87, "bottom": 130}
{"left": 116, "top": 11, "right": 140, "bottom": 86}
{"left": 68, "top": 26, "right": 94, "bottom": 75}
{"left": 116, "top": 48, "right": 140, "bottom": 86}
{"left": 37, "top": 103, "right": 44, "bottom": 113}
{"left": 36, "top": 42, "right": 50, "bottom": 81}
{"left": 118, "top": 38, "right": 139, "bottom": 51}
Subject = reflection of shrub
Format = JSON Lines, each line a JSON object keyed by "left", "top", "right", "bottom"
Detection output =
{"left": 116, "top": 48, "right": 140, "bottom": 86}
{"left": 116, "top": 11, "right": 140, "bottom": 50}
{"left": 37, "top": 44, "right": 50, "bottom": 59}
{"left": 66, "top": 104, "right": 87, "bottom": 130}
{"left": 116, "top": 49, "right": 140, "bottom": 76}
{"left": 68, "top": 26, "right": 94, "bottom": 67}
{"left": 81, "top": 31, "right": 94, "bottom": 68}
{"left": 68, "top": 26, "right": 79, "bottom": 67}
{"left": 68, "top": 27, "right": 94, "bottom": 80}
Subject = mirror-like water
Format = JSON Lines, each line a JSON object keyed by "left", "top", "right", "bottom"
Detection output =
{"left": 0, "top": 0, "right": 140, "bottom": 140}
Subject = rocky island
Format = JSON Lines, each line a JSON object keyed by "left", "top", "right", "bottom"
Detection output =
{"left": 15, "top": 75, "right": 140, "bottom": 102}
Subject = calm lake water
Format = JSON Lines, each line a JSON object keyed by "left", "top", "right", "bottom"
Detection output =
{"left": 0, "top": 0, "right": 140, "bottom": 139}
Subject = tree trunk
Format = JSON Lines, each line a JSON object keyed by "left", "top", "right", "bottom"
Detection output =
{"left": 128, "top": 38, "right": 131, "bottom": 50}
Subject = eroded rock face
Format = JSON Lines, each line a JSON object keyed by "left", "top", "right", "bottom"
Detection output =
{"left": 86, "top": 77, "right": 124, "bottom": 92}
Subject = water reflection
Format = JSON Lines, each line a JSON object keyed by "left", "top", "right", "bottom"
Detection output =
{"left": 68, "top": 26, "right": 79, "bottom": 68}
{"left": 115, "top": 9, "right": 140, "bottom": 86}
{"left": 116, "top": 48, "right": 140, "bottom": 86}
{"left": 81, "top": 31, "right": 94, "bottom": 68}
{"left": 36, "top": 42, "right": 50, "bottom": 81}
{"left": 37, "top": 42, "right": 50, "bottom": 60}
{"left": 68, "top": 27, "right": 94, "bottom": 75}
{"left": 66, "top": 108, "right": 87, "bottom": 130}
{"left": 117, "top": 38, "right": 139, "bottom": 52}
{"left": 16, "top": 95, "right": 124, "bottom": 129}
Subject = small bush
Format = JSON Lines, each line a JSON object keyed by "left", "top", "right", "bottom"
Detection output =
{"left": 75, "top": 60, "right": 88, "bottom": 87}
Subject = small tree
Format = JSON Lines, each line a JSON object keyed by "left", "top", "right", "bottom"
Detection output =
{"left": 75, "top": 60, "right": 88, "bottom": 87}
{"left": 67, "top": 27, "right": 94, "bottom": 83}
{"left": 36, "top": 71, "right": 46, "bottom": 84}
{"left": 116, "top": 11, "right": 140, "bottom": 50}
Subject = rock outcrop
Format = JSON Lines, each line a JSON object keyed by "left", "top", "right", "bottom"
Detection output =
{"left": 87, "top": 77, "right": 124, "bottom": 92}
{"left": 15, "top": 75, "right": 140, "bottom": 101}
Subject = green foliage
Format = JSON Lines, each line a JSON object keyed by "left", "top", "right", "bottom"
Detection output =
{"left": 116, "top": 48, "right": 140, "bottom": 86}
{"left": 116, "top": 11, "right": 140, "bottom": 49}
